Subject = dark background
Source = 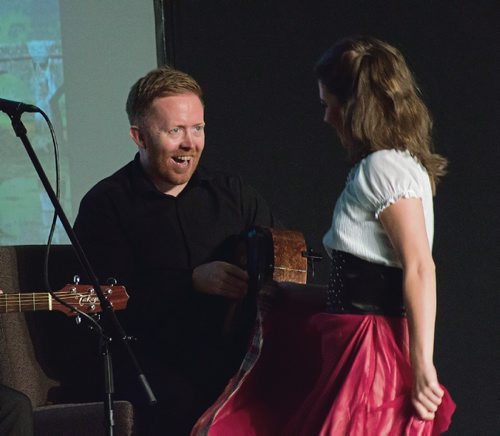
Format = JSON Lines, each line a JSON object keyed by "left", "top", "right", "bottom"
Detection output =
{"left": 158, "top": 1, "right": 499, "bottom": 434}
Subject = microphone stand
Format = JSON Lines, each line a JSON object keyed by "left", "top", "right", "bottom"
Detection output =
{"left": 6, "top": 110, "right": 156, "bottom": 435}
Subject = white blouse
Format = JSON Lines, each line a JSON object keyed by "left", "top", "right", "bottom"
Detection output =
{"left": 322, "top": 149, "right": 434, "bottom": 268}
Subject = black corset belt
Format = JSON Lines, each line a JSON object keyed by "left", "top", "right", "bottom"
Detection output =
{"left": 326, "top": 250, "right": 406, "bottom": 317}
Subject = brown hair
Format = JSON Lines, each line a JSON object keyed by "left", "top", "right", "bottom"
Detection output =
{"left": 315, "top": 36, "right": 447, "bottom": 192}
{"left": 126, "top": 65, "right": 203, "bottom": 126}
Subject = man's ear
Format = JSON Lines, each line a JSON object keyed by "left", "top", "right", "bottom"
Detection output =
{"left": 130, "top": 126, "right": 145, "bottom": 149}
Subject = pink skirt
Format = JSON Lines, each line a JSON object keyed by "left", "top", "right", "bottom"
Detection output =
{"left": 193, "top": 302, "right": 456, "bottom": 435}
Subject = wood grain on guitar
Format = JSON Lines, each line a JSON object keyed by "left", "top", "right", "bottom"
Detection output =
{"left": 0, "top": 284, "right": 129, "bottom": 316}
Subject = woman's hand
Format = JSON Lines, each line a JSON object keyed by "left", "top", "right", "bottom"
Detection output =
{"left": 412, "top": 362, "right": 444, "bottom": 420}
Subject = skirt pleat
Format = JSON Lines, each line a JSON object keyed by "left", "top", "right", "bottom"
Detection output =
{"left": 195, "top": 303, "right": 455, "bottom": 436}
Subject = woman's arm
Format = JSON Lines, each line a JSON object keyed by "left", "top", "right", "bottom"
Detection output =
{"left": 379, "top": 197, "right": 444, "bottom": 420}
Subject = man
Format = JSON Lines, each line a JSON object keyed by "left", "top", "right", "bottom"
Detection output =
{"left": 73, "top": 66, "right": 274, "bottom": 434}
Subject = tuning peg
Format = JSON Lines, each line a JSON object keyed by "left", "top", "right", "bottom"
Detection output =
{"left": 73, "top": 275, "right": 81, "bottom": 285}
{"left": 106, "top": 277, "right": 117, "bottom": 286}
{"left": 75, "top": 315, "right": 81, "bottom": 325}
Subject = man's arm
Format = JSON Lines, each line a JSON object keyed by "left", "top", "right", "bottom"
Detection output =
{"left": 190, "top": 176, "right": 276, "bottom": 300}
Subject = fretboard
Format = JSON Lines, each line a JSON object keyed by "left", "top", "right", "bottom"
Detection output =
{"left": 0, "top": 293, "right": 52, "bottom": 313}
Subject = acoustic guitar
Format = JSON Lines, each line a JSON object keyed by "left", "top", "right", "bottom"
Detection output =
{"left": 0, "top": 284, "right": 129, "bottom": 316}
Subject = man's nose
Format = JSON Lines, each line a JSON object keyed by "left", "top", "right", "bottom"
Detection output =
{"left": 181, "top": 130, "right": 195, "bottom": 148}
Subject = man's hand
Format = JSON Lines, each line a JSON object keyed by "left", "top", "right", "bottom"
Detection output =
{"left": 192, "top": 261, "right": 248, "bottom": 299}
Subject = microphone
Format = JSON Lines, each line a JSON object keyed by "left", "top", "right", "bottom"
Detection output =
{"left": 0, "top": 98, "right": 39, "bottom": 116}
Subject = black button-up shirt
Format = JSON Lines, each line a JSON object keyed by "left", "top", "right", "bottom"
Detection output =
{"left": 73, "top": 154, "right": 274, "bottom": 369}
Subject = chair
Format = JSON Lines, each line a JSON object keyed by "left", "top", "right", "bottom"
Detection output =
{"left": 0, "top": 245, "right": 135, "bottom": 435}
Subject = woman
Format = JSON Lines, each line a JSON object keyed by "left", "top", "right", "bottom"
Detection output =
{"left": 193, "top": 36, "right": 455, "bottom": 435}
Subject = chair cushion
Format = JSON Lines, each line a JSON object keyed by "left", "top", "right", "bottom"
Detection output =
{"left": 34, "top": 401, "right": 134, "bottom": 436}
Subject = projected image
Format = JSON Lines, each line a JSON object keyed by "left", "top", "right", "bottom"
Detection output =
{"left": 0, "top": 0, "right": 70, "bottom": 244}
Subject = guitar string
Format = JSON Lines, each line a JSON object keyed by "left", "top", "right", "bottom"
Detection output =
{"left": 1, "top": 293, "right": 106, "bottom": 301}
{"left": 0, "top": 290, "right": 120, "bottom": 299}
{"left": 0, "top": 291, "right": 122, "bottom": 305}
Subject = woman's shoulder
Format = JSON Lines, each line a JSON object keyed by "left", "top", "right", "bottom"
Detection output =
{"left": 349, "top": 149, "right": 428, "bottom": 207}
{"left": 357, "top": 149, "right": 426, "bottom": 182}
{"left": 362, "top": 149, "right": 421, "bottom": 172}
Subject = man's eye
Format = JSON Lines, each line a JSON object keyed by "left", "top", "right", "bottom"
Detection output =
{"left": 169, "top": 127, "right": 181, "bottom": 135}
{"left": 192, "top": 125, "right": 205, "bottom": 136}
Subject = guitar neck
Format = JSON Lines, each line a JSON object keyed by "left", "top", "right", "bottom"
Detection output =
{"left": 0, "top": 284, "right": 129, "bottom": 317}
{"left": 0, "top": 292, "right": 53, "bottom": 313}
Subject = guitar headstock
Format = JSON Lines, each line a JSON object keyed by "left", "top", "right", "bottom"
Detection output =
{"left": 52, "top": 284, "right": 129, "bottom": 316}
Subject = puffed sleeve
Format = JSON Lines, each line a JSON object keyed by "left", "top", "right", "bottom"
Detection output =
{"left": 354, "top": 150, "right": 427, "bottom": 219}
